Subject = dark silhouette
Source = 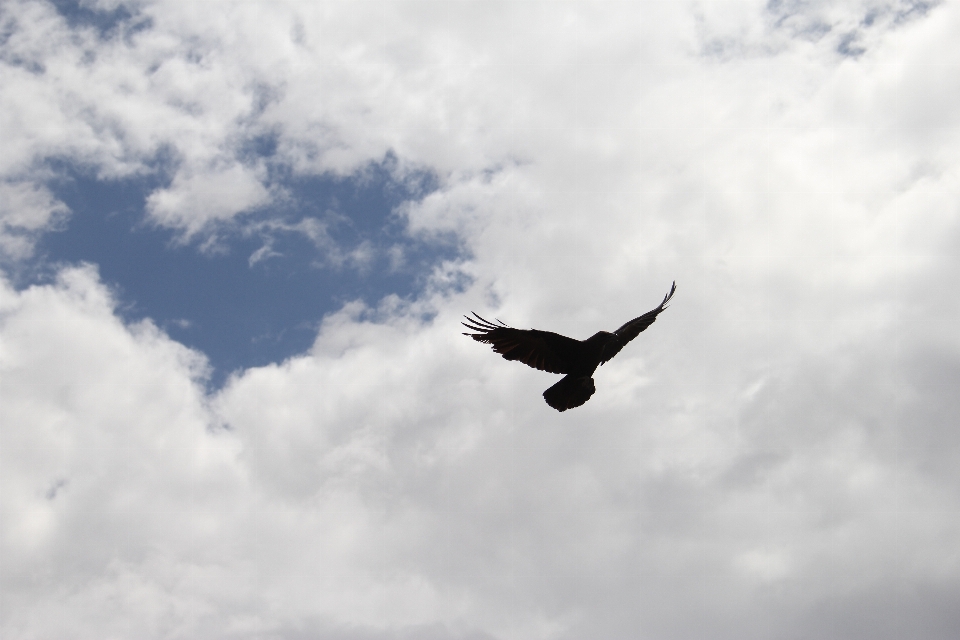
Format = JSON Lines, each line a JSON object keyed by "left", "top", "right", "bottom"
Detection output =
{"left": 463, "top": 282, "right": 676, "bottom": 412}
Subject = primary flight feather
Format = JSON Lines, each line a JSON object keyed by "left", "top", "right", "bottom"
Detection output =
{"left": 463, "top": 281, "right": 676, "bottom": 412}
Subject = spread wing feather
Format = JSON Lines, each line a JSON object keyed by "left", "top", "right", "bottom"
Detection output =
{"left": 462, "top": 313, "right": 578, "bottom": 374}
{"left": 601, "top": 281, "right": 676, "bottom": 364}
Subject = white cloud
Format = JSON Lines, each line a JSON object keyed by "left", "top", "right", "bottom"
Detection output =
{"left": 0, "top": 180, "right": 69, "bottom": 259}
{"left": 146, "top": 163, "right": 270, "bottom": 235}
{"left": 3, "top": 0, "right": 960, "bottom": 639}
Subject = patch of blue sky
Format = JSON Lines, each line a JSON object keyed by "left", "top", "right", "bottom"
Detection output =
{"left": 25, "top": 155, "right": 465, "bottom": 389}
{"left": 48, "top": 0, "right": 152, "bottom": 41}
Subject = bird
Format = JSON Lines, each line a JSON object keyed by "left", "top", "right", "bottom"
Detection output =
{"left": 463, "top": 282, "right": 676, "bottom": 412}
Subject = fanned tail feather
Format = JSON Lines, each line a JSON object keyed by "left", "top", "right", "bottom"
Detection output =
{"left": 542, "top": 375, "right": 596, "bottom": 412}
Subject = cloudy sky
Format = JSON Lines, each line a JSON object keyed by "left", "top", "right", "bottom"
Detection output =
{"left": 2, "top": 0, "right": 959, "bottom": 638}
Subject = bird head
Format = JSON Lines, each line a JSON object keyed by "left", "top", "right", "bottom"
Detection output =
{"left": 586, "top": 331, "right": 621, "bottom": 365}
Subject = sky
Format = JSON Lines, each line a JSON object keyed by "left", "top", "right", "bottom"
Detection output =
{"left": 1, "top": 0, "right": 959, "bottom": 638}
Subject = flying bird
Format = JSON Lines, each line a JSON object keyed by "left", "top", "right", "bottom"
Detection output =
{"left": 463, "top": 282, "right": 676, "bottom": 412}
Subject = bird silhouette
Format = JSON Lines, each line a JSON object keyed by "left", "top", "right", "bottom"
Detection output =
{"left": 463, "top": 282, "right": 675, "bottom": 411}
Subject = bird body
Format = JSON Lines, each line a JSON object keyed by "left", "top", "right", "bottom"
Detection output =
{"left": 463, "top": 282, "right": 675, "bottom": 411}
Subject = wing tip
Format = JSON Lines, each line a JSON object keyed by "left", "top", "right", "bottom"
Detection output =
{"left": 666, "top": 279, "right": 677, "bottom": 299}
{"left": 462, "top": 312, "right": 512, "bottom": 333}
{"left": 660, "top": 280, "right": 677, "bottom": 310}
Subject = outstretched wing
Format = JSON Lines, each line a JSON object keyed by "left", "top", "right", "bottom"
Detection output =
{"left": 462, "top": 313, "right": 580, "bottom": 374}
{"left": 600, "top": 281, "right": 676, "bottom": 364}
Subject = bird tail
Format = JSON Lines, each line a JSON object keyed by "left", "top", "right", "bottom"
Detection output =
{"left": 543, "top": 375, "right": 596, "bottom": 412}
